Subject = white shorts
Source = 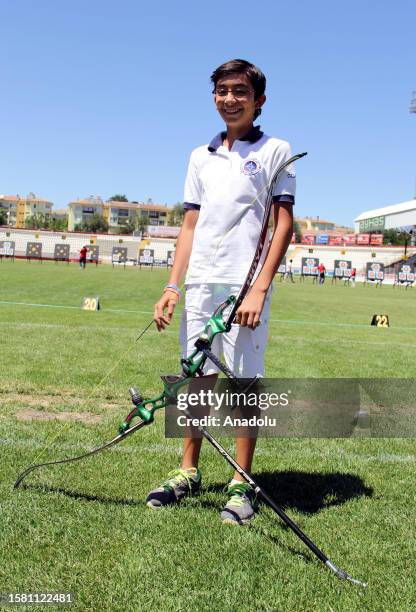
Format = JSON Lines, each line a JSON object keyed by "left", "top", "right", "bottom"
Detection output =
{"left": 180, "top": 283, "right": 272, "bottom": 378}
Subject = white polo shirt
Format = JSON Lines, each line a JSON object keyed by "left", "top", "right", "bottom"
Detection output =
{"left": 183, "top": 126, "right": 296, "bottom": 285}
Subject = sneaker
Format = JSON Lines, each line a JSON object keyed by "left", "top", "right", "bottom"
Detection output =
{"left": 146, "top": 467, "right": 201, "bottom": 510}
{"left": 221, "top": 482, "right": 258, "bottom": 525}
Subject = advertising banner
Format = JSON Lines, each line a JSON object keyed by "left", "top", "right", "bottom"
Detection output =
{"left": 344, "top": 234, "right": 356, "bottom": 245}
{"left": 370, "top": 234, "right": 383, "bottom": 246}
{"left": 301, "top": 233, "right": 315, "bottom": 245}
{"left": 357, "top": 234, "right": 370, "bottom": 245}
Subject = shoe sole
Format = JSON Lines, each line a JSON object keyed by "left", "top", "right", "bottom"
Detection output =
{"left": 222, "top": 517, "right": 253, "bottom": 526}
{"left": 146, "top": 501, "right": 165, "bottom": 510}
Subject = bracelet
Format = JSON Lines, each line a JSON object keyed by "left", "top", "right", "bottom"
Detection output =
{"left": 164, "top": 283, "right": 182, "bottom": 299}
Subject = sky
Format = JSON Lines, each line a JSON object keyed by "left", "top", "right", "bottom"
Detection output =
{"left": 1, "top": 0, "right": 415, "bottom": 226}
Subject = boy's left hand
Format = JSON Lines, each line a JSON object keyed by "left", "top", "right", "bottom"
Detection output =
{"left": 235, "top": 287, "right": 267, "bottom": 329}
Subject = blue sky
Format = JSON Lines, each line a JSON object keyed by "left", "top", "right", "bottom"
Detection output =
{"left": 1, "top": 0, "right": 415, "bottom": 226}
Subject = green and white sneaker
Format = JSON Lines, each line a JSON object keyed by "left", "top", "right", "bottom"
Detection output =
{"left": 221, "top": 482, "right": 258, "bottom": 525}
{"left": 146, "top": 467, "right": 201, "bottom": 510}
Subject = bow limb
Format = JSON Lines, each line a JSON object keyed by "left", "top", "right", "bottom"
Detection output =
{"left": 14, "top": 419, "right": 148, "bottom": 489}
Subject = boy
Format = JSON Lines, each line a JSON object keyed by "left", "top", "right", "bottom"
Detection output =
{"left": 148, "top": 59, "right": 296, "bottom": 525}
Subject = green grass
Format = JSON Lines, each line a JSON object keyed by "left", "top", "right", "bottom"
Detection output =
{"left": 1, "top": 260, "right": 415, "bottom": 611}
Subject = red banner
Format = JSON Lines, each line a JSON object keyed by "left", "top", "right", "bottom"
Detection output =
{"left": 343, "top": 234, "right": 356, "bottom": 245}
{"left": 301, "top": 233, "right": 315, "bottom": 245}
{"left": 370, "top": 234, "right": 383, "bottom": 246}
{"left": 329, "top": 235, "right": 343, "bottom": 245}
{"left": 357, "top": 233, "right": 370, "bottom": 245}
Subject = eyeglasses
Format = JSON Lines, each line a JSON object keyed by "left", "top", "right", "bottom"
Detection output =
{"left": 214, "top": 86, "right": 254, "bottom": 100}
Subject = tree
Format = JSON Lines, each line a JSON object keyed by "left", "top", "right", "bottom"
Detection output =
{"left": 138, "top": 210, "right": 149, "bottom": 235}
{"left": 50, "top": 216, "right": 68, "bottom": 231}
{"left": 0, "top": 209, "right": 7, "bottom": 225}
{"left": 293, "top": 220, "right": 302, "bottom": 243}
{"left": 25, "top": 213, "right": 49, "bottom": 229}
{"left": 167, "top": 202, "right": 184, "bottom": 226}
{"left": 382, "top": 229, "right": 409, "bottom": 246}
{"left": 118, "top": 215, "right": 138, "bottom": 235}
{"left": 108, "top": 194, "right": 128, "bottom": 202}
{"left": 75, "top": 213, "right": 109, "bottom": 233}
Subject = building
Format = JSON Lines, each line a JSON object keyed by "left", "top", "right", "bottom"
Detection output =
{"left": 0, "top": 193, "right": 53, "bottom": 228}
{"left": 354, "top": 200, "right": 416, "bottom": 233}
{"left": 295, "top": 216, "right": 353, "bottom": 234}
{"left": 67, "top": 197, "right": 170, "bottom": 232}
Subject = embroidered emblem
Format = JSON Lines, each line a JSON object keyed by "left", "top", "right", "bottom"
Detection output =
{"left": 241, "top": 159, "right": 261, "bottom": 176}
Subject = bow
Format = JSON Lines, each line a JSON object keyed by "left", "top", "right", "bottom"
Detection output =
{"left": 14, "top": 152, "right": 367, "bottom": 586}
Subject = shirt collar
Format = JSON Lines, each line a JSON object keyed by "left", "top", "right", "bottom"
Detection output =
{"left": 207, "top": 125, "right": 264, "bottom": 152}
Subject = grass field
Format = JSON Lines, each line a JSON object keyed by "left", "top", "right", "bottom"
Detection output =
{"left": 1, "top": 260, "right": 415, "bottom": 611}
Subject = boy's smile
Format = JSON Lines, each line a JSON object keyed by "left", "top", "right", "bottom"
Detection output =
{"left": 214, "top": 73, "right": 265, "bottom": 137}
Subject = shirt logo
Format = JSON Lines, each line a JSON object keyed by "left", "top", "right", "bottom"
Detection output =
{"left": 241, "top": 159, "right": 261, "bottom": 176}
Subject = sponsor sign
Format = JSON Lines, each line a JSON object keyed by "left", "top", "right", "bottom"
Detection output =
{"left": 359, "top": 215, "right": 385, "bottom": 232}
{"left": 301, "top": 233, "right": 315, "bottom": 245}
{"left": 316, "top": 234, "right": 329, "bottom": 245}
{"left": 366, "top": 262, "right": 385, "bottom": 281}
{"left": 357, "top": 233, "right": 370, "bottom": 245}
{"left": 329, "top": 235, "right": 343, "bottom": 246}
{"left": 334, "top": 259, "right": 352, "bottom": 278}
{"left": 344, "top": 234, "right": 356, "bottom": 245}
{"left": 370, "top": 234, "right": 383, "bottom": 246}
{"left": 301, "top": 257, "right": 319, "bottom": 275}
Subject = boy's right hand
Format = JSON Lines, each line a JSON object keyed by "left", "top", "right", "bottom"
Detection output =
{"left": 154, "top": 290, "right": 180, "bottom": 331}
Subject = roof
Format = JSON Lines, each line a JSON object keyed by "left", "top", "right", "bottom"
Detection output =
{"left": 354, "top": 200, "right": 416, "bottom": 221}
{"left": 0, "top": 195, "right": 52, "bottom": 204}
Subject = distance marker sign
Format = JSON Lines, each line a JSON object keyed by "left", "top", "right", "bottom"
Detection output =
{"left": 82, "top": 296, "right": 100, "bottom": 311}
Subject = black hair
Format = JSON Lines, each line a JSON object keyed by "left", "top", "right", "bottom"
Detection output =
{"left": 210, "top": 59, "right": 266, "bottom": 120}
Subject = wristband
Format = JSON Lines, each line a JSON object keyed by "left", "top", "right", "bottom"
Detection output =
{"left": 164, "top": 283, "right": 182, "bottom": 299}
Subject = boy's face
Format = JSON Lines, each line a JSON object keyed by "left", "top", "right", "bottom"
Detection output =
{"left": 214, "top": 73, "right": 265, "bottom": 130}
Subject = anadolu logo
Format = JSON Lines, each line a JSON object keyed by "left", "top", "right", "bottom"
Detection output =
{"left": 241, "top": 159, "right": 261, "bottom": 176}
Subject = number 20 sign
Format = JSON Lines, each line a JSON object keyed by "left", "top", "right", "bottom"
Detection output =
{"left": 82, "top": 296, "right": 100, "bottom": 311}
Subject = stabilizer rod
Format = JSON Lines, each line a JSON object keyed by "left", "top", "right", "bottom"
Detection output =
{"left": 185, "top": 408, "right": 367, "bottom": 587}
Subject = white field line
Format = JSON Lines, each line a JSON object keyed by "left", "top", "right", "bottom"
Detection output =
{"left": 1, "top": 299, "right": 416, "bottom": 332}
{"left": 1, "top": 437, "right": 415, "bottom": 463}
{"left": 2, "top": 319, "right": 415, "bottom": 348}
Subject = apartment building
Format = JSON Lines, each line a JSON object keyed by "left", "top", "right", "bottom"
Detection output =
{"left": 0, "top": 193, "right": 53, "bottom": 228}
{"left": 67, "top": 197, "right": 170, "bottom": 231}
